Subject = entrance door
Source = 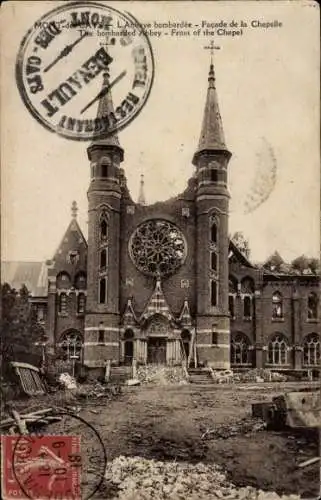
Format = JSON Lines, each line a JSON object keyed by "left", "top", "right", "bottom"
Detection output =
{"left": 124, "top": 341, "right": 133, "bottom": 365}
{"left": 147, "top": 338, "right": 166, "bottom": 364}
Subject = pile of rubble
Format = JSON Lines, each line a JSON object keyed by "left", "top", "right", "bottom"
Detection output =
{"left": 73, "top": 382, "right": 121, "bottom": 400}
{"left": 137, "top": 366, "right": 188, "bottom": 386}
{"left": 57, "top": 373, "right": 121, "bottom": 400}
{"left": 105, "top": 455, "right": 300, "bottom": 499}
{"left": 209, "top": 369, "right": 287, "bottom": 384}
{"left": 237, "top": 369, "right": 287, "bottom": 383}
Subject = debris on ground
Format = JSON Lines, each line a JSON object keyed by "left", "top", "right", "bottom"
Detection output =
{"left": 209, "top": 369, "right": 288, "bottom": 384}
{"left": 74, "top": 382, "right": 122, "bottom": 400}
{"left": 10, "top": 361, "right": 46, "bottom": 396}
{"left": 200, "top": 416, "right": 266, "bottom": 440}
{"left": 104, "top": 455, "right": 301, "bottom": 499}
{"left": 137, "top": 366, "right": 188, "bottom": 386}
{"left": 127, "top": 379, "right": 141, "bottom": 386}
{"left": 209, "top": 369, "right": 234, "bottom": 383}
{"left": 58, "top": 372, "right": 77, "bottom": 389}
{"left": 238, "top": 369, "right": 288, "bottom": 383}
{"left": 0, "top": 407, "right": 62, "bottom": 433}
{"left": 253, "top": 391, "right": 321, "bottom": 429}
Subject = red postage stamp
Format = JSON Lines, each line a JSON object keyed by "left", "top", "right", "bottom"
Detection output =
{"left": 1, "top": 435, "right": 81, "bottom": 500}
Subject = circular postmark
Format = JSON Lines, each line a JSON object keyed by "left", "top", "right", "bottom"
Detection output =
{"left": 11, "top": 411, "right": 107, "bottom": 499}
{"left": 16, "top": 1, "right": 155, "bottom": 141}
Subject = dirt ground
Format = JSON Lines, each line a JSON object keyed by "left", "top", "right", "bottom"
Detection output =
{"left": 8, "top": 382, "right": 320, "bottom": 498}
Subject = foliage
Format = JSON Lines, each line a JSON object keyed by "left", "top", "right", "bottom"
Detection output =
{"left": 291, "top": 255, "right": 320, "bottom": 274}
{"left": 231, "top": 232, "right": 251, "bottom": 259}
{"left": 264, "top": 251, "right": 284, "bottom": 271}
{"left": 1, "top": 283, "right": 44, "bottom": 380}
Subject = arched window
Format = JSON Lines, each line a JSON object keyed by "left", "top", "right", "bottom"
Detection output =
{"left": 229, "top": 295, "right": 235, "bottom": 319}
{"left": 267, "top": 334, "right": 288, "bottom": 365}
{"left": 308, "top": 292, "right": 318, "bottom": 319}
{"left": 99, "top": 278, "right": 107, "bottom": 304}
{"left": 211, "top": 252, "right": 217, "bottom": 271}
{"left": 59, "top": 331, "right": 82, "bottom": 361}
{"left": 98, "top": 328, "right": 105, "bottom": 344}
{"left": 56, "top": 272, "right": 71, "bottom": 289}
{"left": 231, "top": 333, "right": 251, "bottom": 365}
{"left": 100, "top": 249, "right": 107, "bottom": 270}
{"left": 210, "top": 280, "right": 217, "bottom": 307}
{"left": 77, "top": 293, "right": 86, "bottom": 314}
{"left": 210, "top": 222, "right": 217, "bottom": 243}
{"left": 229, "top": 276, "right": 238, "bottom": 294}
{"left": 243, "top": 296, "right": 252, "bottom": 319}
{"left": 58, "top": 293, "right": 67, "bottom": 314}
{"left": 272, "top": 292, "right": 283, "bottom": 319}
{"left": 100, "top": 219, "right": 108, "bottom": 240}
{"left": 303, "top": 333, "right": 320, "bottom": 366}
{"left": 101, "top": 163, "right": 108, "bottom": 178}
{"left": 75, "top": 271, "right": 87, "bottom": 290}
{"left": 240, "top": 277, "right": 254, "bottom": 294}
{"left": 229, "top": 276, "right": 237, "bottom": 320}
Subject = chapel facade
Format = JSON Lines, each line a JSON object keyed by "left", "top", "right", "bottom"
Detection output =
{"left": 3, "top": 60, "right": 319, "bottom": 373}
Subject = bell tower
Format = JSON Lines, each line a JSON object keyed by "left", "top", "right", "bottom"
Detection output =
{"left": 84, "top": 70, "right": 124, "bottom": 368}
{"left": 193, "top": 57, "right": 232, "bottom": 369}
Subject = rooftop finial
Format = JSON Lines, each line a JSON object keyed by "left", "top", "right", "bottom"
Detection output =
{"left": 71, "top": 201, "right": 78, "bottom": 219}
{"left": 192, "top": 43, "right": 230, "bottom": 166}
{"left": 138, "top": 173, "right": 146, "bottom": 205}
{"left": 204, "top": 40, "right": 220, "bottom": 88}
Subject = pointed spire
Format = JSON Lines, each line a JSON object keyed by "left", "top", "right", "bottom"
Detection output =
{"left": 138, "top": 174, "right": 146, "bottom": 205}
{"left": 71, "top": 201, "right": 78, "bottom": 219}
{"left": 179, "top": 298, "right": 192, "bottom": 326}
{"left": 87, "top": 70, "right": 124, "bottom": 162}
{"left": 192, "top": 61, "right": 231, "bottom": 165}
{"left": 122, "top": 298, "right": 137, "bottom": 326}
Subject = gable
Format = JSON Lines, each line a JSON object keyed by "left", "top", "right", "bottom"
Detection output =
{"left": 228, "top": 240, "right": 254, "bottom": 269}
{"left": 51, "top": 219, "right": 87, "bottom": 276}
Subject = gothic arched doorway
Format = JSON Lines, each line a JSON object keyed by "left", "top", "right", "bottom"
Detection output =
{"left": 145, "top": 314, "right": 169, "bottom": 364}
{"left": 124, "top": 329, "right": 134, "bottom": 365}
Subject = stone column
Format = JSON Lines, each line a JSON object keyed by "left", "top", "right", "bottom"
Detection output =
{"left": 254, "top": 290, "right": 264, "bottom": 368}
{"left": 255, "top": 345, "right": 264, "bottom": 369}
{"left": 46, "top": 276, "right": 57, "bottom": 354}
{"left": 292, "top": 291, "right": 302, "bottom": 369}
{"left": 166, "top": 341, "right": 173, "bottom": 366}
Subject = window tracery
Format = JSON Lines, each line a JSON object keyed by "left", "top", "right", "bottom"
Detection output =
{"left": 267, "top": 334, "right": 288, "bottom": 365}
{"left": 308, "top": 292, "right": 318, "bottom": 319}
{"left": 77, "top": 293, "right": 86, "bottom": 314}
{"left": 59, "top": 331, "right": 82, "bottom": 361}
{"left": 129, "top": 219, "right": 187, "bottom": 277}
{"left": 231, "top": 333, "right": 251, "bottom": 365}
{"left": 303, "top": 333, "right": 320, "bottom": 366}
{"left": 58, "top": 293, "right": 67, "bottom": 314}
{"left": 272, "top": 292, "right": 283, "bottom": 319}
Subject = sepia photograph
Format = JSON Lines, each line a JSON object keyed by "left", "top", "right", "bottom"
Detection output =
{"left": 1, "top": 1, "right": 320, "bottom": 499}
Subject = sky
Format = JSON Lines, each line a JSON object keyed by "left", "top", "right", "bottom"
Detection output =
{"left": 1, "top": 0, "right": 320, "bottom": 264}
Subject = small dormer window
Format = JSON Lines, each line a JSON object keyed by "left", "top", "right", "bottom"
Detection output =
{"left": 67, "top": 250, "right": 79, "bottom": 265}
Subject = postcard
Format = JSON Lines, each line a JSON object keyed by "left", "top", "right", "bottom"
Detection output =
{"left": 1, "top": 1, "right": 320, "bottom": 499}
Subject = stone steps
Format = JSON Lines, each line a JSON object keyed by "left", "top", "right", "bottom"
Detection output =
{"left": 188, "top": 369, "right": 213, "bottom": 384}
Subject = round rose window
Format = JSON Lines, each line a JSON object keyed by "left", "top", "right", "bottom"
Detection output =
{"left": 129, "top": 219, "right": 187, "bottom": 277}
